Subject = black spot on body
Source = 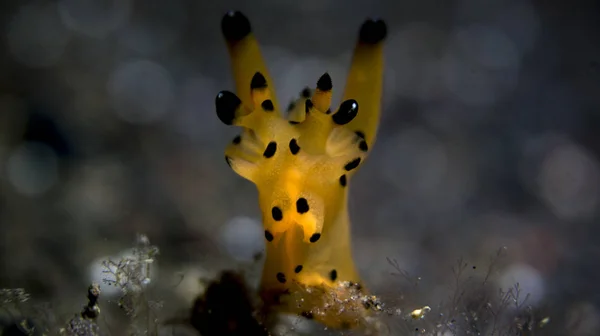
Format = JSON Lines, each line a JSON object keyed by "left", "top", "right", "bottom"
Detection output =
{"left": 359, "top": 140, "right": 368, "bottom": 152}
{"left": 221, "top": 11, "right": 252, "bottom": 41}
{"left": 332, "top": 99, "right": 359, "bottom": 125}
{"left": 263, "top": 141, "right": 277, "bottom": 158}
{"left": 339, "top": 175, "right": 347, "bottom": 186}
{"left": 296, "top": 198, "right": 309, "bottom": 214}
{"left": 276, "top": 272, "right": 286, "bottom": 283}
{"left": 261, "top": 99, "right": 274, "bottom": 111}
{"left": 329, "top": 269, "right": 338, "bottom": 281}
{"left": 305, "top": 99, "right": 313, "bottom": 113}
{"left": 232, "top": 135, "right": 241, "bottom": 144}
{"left": 289, "top": 120, "right": 300, "bottom": 125}
{"left": 294, "top": 265, "right": 303, "bottom": 273}
{"left": 289, "top": 139, "right": 300, "bottom": 154}
{"left": 264, "top": 230, "right": 274, "bottom": 242}
{"left": 355, "top": 131, "right": 366, "bottom": 139}
{"left": 359, "top": 19, "right": 387, "bottom": 44}
{"left": 301, "top": 87, "right": 312, "bottom": 98}
{"left": 325, "top": 108, "right": 332, "bottom": 114}
{"left": 251, "top": 72, "right": 268, "bottom": 89}
{"left": 309, "top": 233, "right": 321, "bottom": 243}
{"left": 271, "top": 207, "right": 283, "bottom": 221}
{"left": 344, "top": 158, "right": 361, "bottom": 171}
{"left": 301, "top": 311, "right": 314, "bottom": 319}
{"left": 316, "top": 73, "right": 333, "bottom": 91}
{"left": 215, "top": 91, "right": 241, "bottom": 125}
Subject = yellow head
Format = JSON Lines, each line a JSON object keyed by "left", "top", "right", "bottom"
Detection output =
{"left": 215, "top": 10, "right": 387, "bottom": 330}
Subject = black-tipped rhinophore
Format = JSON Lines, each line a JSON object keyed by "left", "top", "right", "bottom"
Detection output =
{"left": 216, "top": 91, "right": 242, "bottom": 125}
{"left": 221, "top": 11, "right": 252, "bottom": 41}
{"left": 358, "top": 19, "right": 387, "bottom": 44}
{"left": 287, "top": 101, "right": 296, "bottom": 112}
{"left": 332, "top": 99, "right": 359, "bottom": 125}
{"left": 301, "top": 87, "right": 312, "bottom": 98}
{"left": 316, "top": 73, "right": 333, "bottom": 91}
{"left": 251, "top": 72, "right": 268, "bottom": 89}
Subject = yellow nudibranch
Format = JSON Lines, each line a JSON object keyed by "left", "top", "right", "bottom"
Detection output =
{"left": 215, "top": 11, "right": 387, "bottom": 330}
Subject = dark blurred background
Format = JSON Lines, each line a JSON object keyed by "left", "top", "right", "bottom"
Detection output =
{"left": 0, "top": 0, "right": 599, "bottom": 334}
